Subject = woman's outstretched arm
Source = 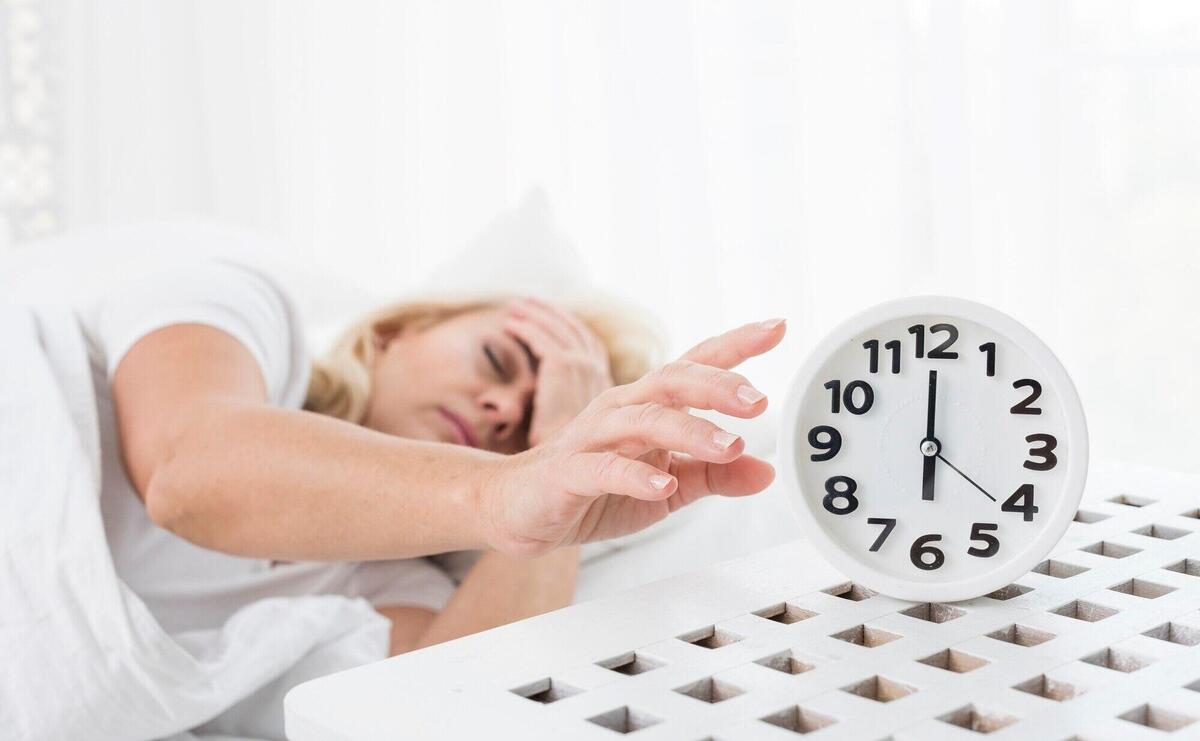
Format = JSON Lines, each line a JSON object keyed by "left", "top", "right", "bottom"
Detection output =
{"left": 114, "top": 319, "right": 784, "bottom": 562}
{"left": 114, "top": 323, "right": 500, "bottom": 560}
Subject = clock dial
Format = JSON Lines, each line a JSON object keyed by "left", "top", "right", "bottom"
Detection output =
{"left": 783, "top": 298, "right": 1087, "bottom": 601}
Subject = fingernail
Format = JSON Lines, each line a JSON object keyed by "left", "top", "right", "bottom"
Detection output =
{"left": 649, "top": 474, "right": 673, "bottom": 490}
{"left": 759, "top": 317, "right": 785, "bottom": 330}
{"left": 736, "top": 384, "right": 766, "bottom": 405}
{"left": 712, "top": 430, "right": 740, "bottom": 449}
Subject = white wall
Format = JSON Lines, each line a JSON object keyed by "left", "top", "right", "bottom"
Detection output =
{"left": 9, "top": 0, "right": 1200, "bottom": 473}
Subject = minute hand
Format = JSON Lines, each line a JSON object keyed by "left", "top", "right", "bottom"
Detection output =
{"left": 921, "top": 370, "right": 938, "bottom": 501}
{"left": 935, "top": 453, "right": 997, "bottom": 502}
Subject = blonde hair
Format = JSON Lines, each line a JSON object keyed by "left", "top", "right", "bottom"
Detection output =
{"left": 305, "top": 296, "right": 665, "bottom": 425}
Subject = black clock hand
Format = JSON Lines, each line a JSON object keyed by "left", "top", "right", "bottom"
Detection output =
{"left": 926, "top": 369, "right": 937, "bottom": 440}
{"left": 935, "top": 452, "right": 997, "bottom": 502}
{"left": 921, "top": 370, "right": 938, "bottom": 501}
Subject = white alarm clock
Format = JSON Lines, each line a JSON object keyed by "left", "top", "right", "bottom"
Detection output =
{"left": 781, "top": 297, "right": 1088, "bottom": 602}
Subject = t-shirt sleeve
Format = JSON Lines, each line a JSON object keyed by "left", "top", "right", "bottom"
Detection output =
{"left": 349, "top": 558, "right": 458, "bottom": 613}
{"left": 93, "top": 259, "right": 309, "bottom": 407}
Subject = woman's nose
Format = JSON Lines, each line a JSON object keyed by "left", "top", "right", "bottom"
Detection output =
{"left": 478, "top": 387, "right": 529, "bottom": 440}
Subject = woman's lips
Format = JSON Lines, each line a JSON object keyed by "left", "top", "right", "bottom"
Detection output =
{"left": 437, "top": 407, "right": 479, "bottom": 448}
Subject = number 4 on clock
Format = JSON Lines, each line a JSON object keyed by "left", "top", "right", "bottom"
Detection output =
{"left": 1001, "top": 484, "right": 1039, "bottom": 522}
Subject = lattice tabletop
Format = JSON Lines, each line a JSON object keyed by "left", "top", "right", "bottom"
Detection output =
{"left": 285, "top": 463, "right": 1200, "bottom": 740}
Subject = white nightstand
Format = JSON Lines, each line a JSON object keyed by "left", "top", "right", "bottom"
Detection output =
{"left": 286, "top": 461, "right": 1200, "bottom": 740}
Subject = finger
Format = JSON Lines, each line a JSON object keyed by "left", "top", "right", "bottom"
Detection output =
{"left": 540, "top": 299, "right": 606, "bottom": 357}
{"left": 667, "top": 453, "right": 775, "bottom": 509}
{"left": 569, "top": 452, "right": 679, "bottom": 501}
{"left": 594, "top": 403, "right": 746, "bottom": 464}
{"left": 508, "top": 299, "right": 576, "bottom": 349}
{"left": 504, "top": 315, "right": 563, "bottom": 359}
{"left": 606, "top": 360, "right": 767, "bottom": 418}
{"left": 638, "top": 448, "right": 671, "bottom": 473}
{"left": 680, "top": 318, "right": 786, "bottom": 370}
{"left": 524, "top": 297, "right": 596, "bottom": 351}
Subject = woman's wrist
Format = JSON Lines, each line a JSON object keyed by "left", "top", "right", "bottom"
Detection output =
{"left": 466, "top": 448, "right": 510, "bottom": 552}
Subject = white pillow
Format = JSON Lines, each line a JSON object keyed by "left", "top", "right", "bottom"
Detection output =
{"left": 419, "top": 188, "right": 596, "bottom": 304}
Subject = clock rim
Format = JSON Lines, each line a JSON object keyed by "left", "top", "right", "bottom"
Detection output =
{"left": 780, "top": 295, "right": 1089, "bottom": 602}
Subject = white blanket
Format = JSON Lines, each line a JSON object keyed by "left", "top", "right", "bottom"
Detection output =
{"left": 0, "top": 305, "right": 390, "bottom": 741}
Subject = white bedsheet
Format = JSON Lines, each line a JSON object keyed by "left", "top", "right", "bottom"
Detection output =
{"left": 576, "top": 469, "right": 802, "bottom": 602}
{"left": 0, "top": 305, "right": 390, "bottom": 741}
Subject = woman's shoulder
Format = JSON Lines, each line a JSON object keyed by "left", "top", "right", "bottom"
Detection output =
{"left": 85, "top": 256, "right": 311, "bottom": 407}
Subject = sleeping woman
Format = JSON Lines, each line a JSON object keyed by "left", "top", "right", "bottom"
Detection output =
{"left": 95, "top": 259, "right": 784, "bottom": 657}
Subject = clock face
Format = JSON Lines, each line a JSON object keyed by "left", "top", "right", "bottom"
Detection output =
{"left": 782, "top": 297, "right": 1088, "bottom": 601}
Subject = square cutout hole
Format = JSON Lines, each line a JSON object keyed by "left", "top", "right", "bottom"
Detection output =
{"left": 1050, "top": 600, "right": 1117, "bottom": 622}
{"left": 937, "top": 704, "right": 1018, "bottom": 734}
{"left": 1142, "top": 622, "right": 1200, "bottom": 646}
{"left": 756, "top": 649, "right": 816, "bottom": 675}
{"left": 1132, "top": 523, "right": 1191, "bottom": 540}
{"left": 760, "top": 706, "right": 837, "bottom": 735}
{"left": 983, "top": 583, "right": 1032, "bottom": 601}
{"left": 1074, "top": 509, "right": 1111, "bottom": 524}
{"left": 1013, "top": 674, "right": 1081, "bottom": 701}
{"left": 1108, "top": 493, "right": 1156, "bottom": 507}
{"left": 586, "top": 706, "right": 661, "bottom": 734}
{"left": 986, "top": 623, "right": 1055, "bottom": 646}
{"left": 1187, "top": 678, "right": 1200, "bottom": 693}
{"left": 1118, "top": 704, "right": 1195, "bottom": 732}
{"left": 754, "top": 602, "right": 818, "bottom": 625}
{"left": 674, "top": 677, "right": 744, "bottom": 704}
{"left": 510, "top": 678, "right": 583, "bottom": 704}
{"left": 841, "top": 675, "right": 917, "bottom": 702}
{"left": 918, "top": 648, "right": 989, "bottom": 673}
{"left": 1031, "top": 559, "right": 1089, "bottom": 578}
{"left": 1080, "top": 541, "right": 1141, "bottom": 558}
{"left": 830, "top": 624, "right": 901, "bottom": 647}
{"left": 677, "top": 625, "right": 743, "bottom": 649}
{"left": 1165, "top": 558, "right": 1200, "bottom": 576}
{"left": 596, "top": 651, "right": 664, "bottom": 676}
{"left": 899, "top": 602, "right": 966, "bottom": 623}
{"left": 1108, "top": 578, "right": 1176, "bottom": 599}
{"left": 1081, "top": 647, "right": 1153, "bottom": 672}
{"left": 822, "top": 582, "right": 875, "bottom": 601}
{"left": 1180, "top": 508, "right": 1200, "bottom": 519}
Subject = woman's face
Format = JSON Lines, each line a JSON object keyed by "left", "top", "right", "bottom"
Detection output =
{"left": 363, "top": 307, "right": 538, "bottom": 455}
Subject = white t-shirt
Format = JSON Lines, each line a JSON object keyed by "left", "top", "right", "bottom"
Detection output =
{"left": 80, "top": 259, "right": 456, "bottom": 634}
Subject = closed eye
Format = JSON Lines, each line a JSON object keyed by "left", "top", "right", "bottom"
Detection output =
{"left": 483, "top": 343, "right": 507, "bottom": 381}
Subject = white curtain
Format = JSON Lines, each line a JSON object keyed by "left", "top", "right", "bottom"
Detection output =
{"left": 5, "top": 0, "right": 1200, "bottom": 473}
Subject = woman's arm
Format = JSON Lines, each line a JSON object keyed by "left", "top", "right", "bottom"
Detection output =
{"left": 114, "top": 319, "right": 784, "bottom": 562}
{"left": 378, "top": 547, "right": 579, "bottom": 655}
{"left": 114, "top": 324, "right": 496, "bottom": 560}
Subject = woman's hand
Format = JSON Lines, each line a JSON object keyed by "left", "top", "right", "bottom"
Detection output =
{"left": 503, "top": 298, "right": 614, "bottom": 447}
{"left": 478, "top": 318, "right": 785, "bottom": 556}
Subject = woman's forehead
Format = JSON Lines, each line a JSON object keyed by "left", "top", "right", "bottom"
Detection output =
{"left": 447, "top": 305, "right": 507, "bottom": 331}
{"left": 427, "top": 305, "right": 535, "bottom": 374}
